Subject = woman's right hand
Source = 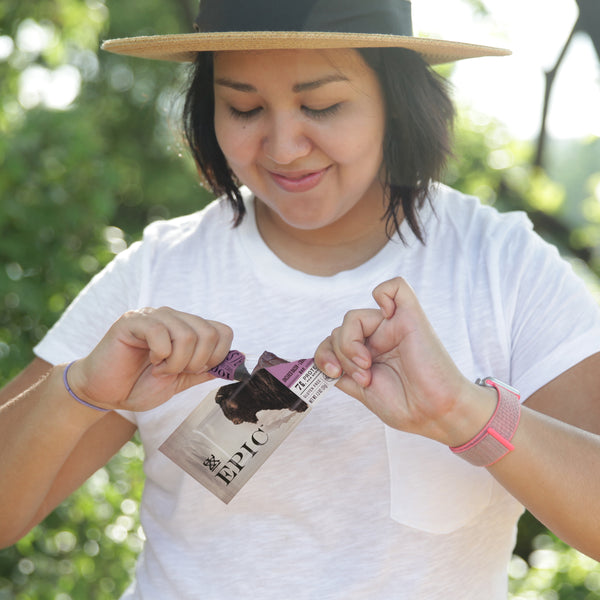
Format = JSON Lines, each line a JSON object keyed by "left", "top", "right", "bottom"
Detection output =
{"left": 66, "top": 307, "right": 233, "bottom": 412}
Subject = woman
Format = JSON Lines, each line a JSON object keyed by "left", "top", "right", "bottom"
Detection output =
{"left": 2, "top": 0, "right": 600, "bottom": 598}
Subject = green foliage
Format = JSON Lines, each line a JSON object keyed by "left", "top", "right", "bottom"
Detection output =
{"left": 1, "top": 0, "right": 210, "bottom": 383}
{"left": 0, "top": 441, "right": 145, "bottom": 600}
{"left": 1, "top": 1, "right": 600, "bottom": 598}
{"left": 510, "top": 532, "right": 600, "bottom": 599}
{"left": 448, "top": 109, "right": 600, "bottom": 278}
{"left": 1, "top": 1, "right": 205, "bottom": 597}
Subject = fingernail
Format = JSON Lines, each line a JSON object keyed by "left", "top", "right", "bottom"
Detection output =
{"left": 323, "top": 362, "right": 341, "bottom": 378}
{"left": 354, "top": 356, "right": 370, "bottom": 370}
{"left": 352, "top": 370, "right": 369, "bottom": 386}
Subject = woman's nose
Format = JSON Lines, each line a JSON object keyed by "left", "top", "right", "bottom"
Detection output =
{"left": 262, "top": 112, "right": 312, "bottom": 165}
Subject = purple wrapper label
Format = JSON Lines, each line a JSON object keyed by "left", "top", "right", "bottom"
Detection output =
{"left": 265, "top": 359, "right": 312, "bottom": 387}
{"left": 208, "top": 350, "right": 250, "bottom": 381}
{"left": 267, "top": 358, "right": 338, "bottom": 406}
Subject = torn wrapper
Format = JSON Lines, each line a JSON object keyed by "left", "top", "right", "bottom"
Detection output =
{"left": 159, "top": 351, "right": 338, "bottom": 503}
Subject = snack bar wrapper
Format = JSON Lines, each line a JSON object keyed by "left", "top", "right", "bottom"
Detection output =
{"left": 159, "top": 350, "right": 338, "bottom": 503}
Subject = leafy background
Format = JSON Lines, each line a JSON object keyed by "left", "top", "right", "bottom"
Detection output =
{"left": 1, "top": 0, "right": 600, "bottom": 598}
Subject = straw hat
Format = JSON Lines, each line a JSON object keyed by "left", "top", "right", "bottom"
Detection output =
{"left": 101, "top": 0, "right": 510, "bottom": 65}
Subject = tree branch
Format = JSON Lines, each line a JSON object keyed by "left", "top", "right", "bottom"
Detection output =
{"left": 534, "top": 18, "right": 579, "bottom": 168}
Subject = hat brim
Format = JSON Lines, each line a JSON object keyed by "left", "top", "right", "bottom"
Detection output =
{"left": 101, "top": 31, "right": 510, "bottom": 65}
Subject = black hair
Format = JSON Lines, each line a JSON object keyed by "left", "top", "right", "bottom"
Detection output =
{"left": 183, "top": 47, "right": 455, "bottom": 242}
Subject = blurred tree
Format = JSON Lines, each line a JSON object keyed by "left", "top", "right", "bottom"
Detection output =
{"left": 0, "top": 0, "right": 206, "bottom": 383}
{"left": 1, "top": 1, "right": 206, "bottom": 598}
{"left": 535, "top": 0, "right": 600, "bottom": 168}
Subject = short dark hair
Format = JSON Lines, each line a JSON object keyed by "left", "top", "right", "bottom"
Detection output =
{"left": 183, "top": 47, "right": 455, "bottom": 242}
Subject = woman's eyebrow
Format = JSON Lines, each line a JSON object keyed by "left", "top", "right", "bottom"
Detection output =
{"left": 292, "top": 74, "right": 350, "bottom": 92}
{"left": 214, "top": 78, "right": 256, "bottom": 92}
{"left": 214, "top": 73, "right": 350, "bottom": 93}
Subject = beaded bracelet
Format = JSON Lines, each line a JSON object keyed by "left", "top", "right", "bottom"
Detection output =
{"left": 63, "top": 361, "right": 110, "bottom": 413}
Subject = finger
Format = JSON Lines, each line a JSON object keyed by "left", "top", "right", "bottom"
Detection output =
{"left": 334, "top": 309, "right": 384, "bottom": 364}
{"left": 372, "top": 277, "right": 416, "bottom": 319}
{"left": 194, "top": 319, "right": 234, "bottom": 371}
{"left": 122, "top": 309, "right": 174, "bottom": 366}
{"left": 331, "top": 309, "right": 385, "bottom": 386}
{"left": 314, "top": 339, "right": 367, "bottom": 398}
{"left": 314, "top": 336, "right": 343, "bottom": 379}
{"left": 158, "top": 320, "right": 203, "bottom": 375}
{"left": 154, "top": 311, "right": 233, "bottom": 375}
{"left": 367, "top": 278, "right": 427, "bottom": 357}
{"left": 164, "top": 313, "right": 233, "bottom": 374}
{"left": 128, "top": 310, "right": 196, "bottom": 375}
{"left": 123, "top": 309, "right": 230, "bottom": 377}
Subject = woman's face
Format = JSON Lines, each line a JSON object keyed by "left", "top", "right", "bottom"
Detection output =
{"left": 213, "top": 48, "right": 387, "bottom": 234}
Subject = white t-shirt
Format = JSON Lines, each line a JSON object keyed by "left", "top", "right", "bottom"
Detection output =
{"left": 35, "top": 184, "right": 600, "bottom": 599}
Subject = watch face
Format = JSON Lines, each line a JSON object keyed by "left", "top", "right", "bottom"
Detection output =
{"left": 476, "top": 377, "right": 520, "bottom": 397}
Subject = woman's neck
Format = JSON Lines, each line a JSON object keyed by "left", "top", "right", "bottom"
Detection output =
{"left": 254, "top": 199, "right": 394, "bottom": 276}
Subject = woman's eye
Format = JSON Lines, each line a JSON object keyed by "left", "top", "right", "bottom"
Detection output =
{"left": 302, "top": 103, "right": 342, "bottom": 119}
{"left": 229, "top": 106, "right": 262, "bottom": 120}
{"left": 227, "top": 103, "right": 342, "bottom": 120}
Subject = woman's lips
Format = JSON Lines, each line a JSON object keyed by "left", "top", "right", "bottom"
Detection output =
{"left": 268, "top": 166, "right": 330, "bottom": 193}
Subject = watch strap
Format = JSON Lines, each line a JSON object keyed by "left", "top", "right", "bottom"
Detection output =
{"left": 450, "top": 377, "right": 521, "bottom": 467}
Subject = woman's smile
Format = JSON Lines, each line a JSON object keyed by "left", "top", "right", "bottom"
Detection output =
{"left": 267, "top": 165, "right": 332, "bottom": 193}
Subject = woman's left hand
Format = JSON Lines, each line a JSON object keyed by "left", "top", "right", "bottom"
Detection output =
{"left": 315, "top": 277, "right": 491, "bottom": 445}
{"left": 317, "top": 277, "right": 600, "bottom": 561}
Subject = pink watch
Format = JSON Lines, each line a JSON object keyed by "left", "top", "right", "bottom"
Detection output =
{"left": 450, "top": 377, "right": 521, "bottom": 467}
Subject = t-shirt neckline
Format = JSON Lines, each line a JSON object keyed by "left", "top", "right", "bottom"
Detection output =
{"left": 235, "top": 187, "right": 434, "bottom": 293}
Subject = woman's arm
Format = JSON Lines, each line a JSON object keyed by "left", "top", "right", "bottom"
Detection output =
{"left": 492, "top": 355, "right": 600, "bottom": 559}
{"left": 0, "top": 358, "right": 137, "bottom": 548}
{"left": 315, "top": 277, "right": 600, "bottom": 560}
{"left": 0, "top": 307, "right": 233, "bottom": 548}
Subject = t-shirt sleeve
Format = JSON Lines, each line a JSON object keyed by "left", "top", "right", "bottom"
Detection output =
{"left": 34, "top": 241, "right": 146, "bottom": 364}
{"left": 34, "top": 240, "right": 147, "bottom": 424}
{"left": 496, "top": 214, "right": 600, "bottom": 401}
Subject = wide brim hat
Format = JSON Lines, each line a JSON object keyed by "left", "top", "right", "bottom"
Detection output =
{"left": 101, "top": 0, "right": 510, "bottom": 66}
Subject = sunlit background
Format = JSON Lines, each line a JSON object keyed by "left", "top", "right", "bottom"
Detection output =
{"left": 0, "top": 16, "right": 87, "bottom": 111}
{"left": 415, "top": 0, "right": 600, "bottom": 139}
{"left": 3, "top": 0, "right": 599, "bottom": 138}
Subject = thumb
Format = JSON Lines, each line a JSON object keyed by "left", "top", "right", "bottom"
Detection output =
{"left": 372, "top": 277, "right": 418, "bottom": 318}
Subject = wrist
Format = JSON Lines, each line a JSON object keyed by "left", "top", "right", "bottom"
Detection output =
{"left": 436, "top": 381, "right": 498, "bottom": 448}
{"left": 63, "top": 361, "right": 111, "bottom": 413}
{"left": 450, "top": 377, "right": 521, "bottom": 467}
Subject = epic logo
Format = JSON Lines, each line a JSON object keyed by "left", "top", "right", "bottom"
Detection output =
{"left": 213, "top": 428, "right": 269, "bottom": 485}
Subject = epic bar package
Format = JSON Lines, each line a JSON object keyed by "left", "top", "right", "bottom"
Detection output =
{"left": 159, "top": 351, "right": 338, "bottom": 503}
